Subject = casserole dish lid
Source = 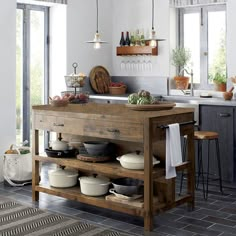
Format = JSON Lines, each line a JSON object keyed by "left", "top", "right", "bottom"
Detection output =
{"left": 120, "top": 152, "right": 156, "bottom": 164}
{"left": 49, "top": 168, "right": 78, "bottom": 177}
{"left": 79, "top": 175, "right": 110, "bottom": 184}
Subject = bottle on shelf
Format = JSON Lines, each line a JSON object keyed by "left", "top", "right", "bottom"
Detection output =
{"left": 130, "top": 31, "right": 135, "bottom": 46}
{"left": 125, "top": 31, "right": 130, "bottom": 46}
{"left": 135, "top": 29, "right": 141, "bottom": 46}
{"left": 119, "top": 32, "right": 125, "bottom": 46}
{"left": 140, "top": 29, "right": 145, "bottom": 46}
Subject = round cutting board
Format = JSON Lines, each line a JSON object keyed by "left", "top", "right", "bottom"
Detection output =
{"left": 89, "top": 66, "right": 111, "bottom": 94}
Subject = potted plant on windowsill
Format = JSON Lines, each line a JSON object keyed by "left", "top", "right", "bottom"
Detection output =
{"left": 212, "top": 72, "right": 227, "bottom": 92}
{"left": 171, "top": 47, "right": 191, "bottom": 90}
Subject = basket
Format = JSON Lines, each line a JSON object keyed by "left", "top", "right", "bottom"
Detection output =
{"left": 109, "top": 86, "right": 127, "bottom": 95}
{"left": 50, "top": 99, "right": 69, "bottom": 107}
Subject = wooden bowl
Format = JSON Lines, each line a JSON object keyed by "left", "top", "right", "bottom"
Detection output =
{"left": 223, "top": 92, "right": 233, "bottom": 101}
{"left": 109, "top": 86, "right": 127, "bottom": 95}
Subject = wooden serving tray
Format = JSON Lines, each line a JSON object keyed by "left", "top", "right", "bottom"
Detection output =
{"left": 77, "top": 154, "right": 111, "bottom": 163}
{"left": 89, "top": 66, "right": 111, "bottom": 94}
{"left": 105, "top": 194, "right": 159, "bottom": 208}
{"left": 125, "top": 102, "right": 176, "bottom": 111}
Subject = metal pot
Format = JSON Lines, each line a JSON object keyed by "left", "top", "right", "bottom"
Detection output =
{"left": 48, "top": 168, "right": 78, "bottom": 188}
{"left": 116, "top": 151, "right": 160, "bottom": 170}
{"left": 50, "top": 140, "right": 68, "bottom": 151}
{"left": 79, "top": 175, "right": 110, "bottom": 196}
{"left": 112, "top": 177, "right": 143, "bottom": 196}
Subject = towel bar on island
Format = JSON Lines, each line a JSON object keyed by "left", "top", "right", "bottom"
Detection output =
{"left": 158, "top": 120, "right": 196, "bottom": 129}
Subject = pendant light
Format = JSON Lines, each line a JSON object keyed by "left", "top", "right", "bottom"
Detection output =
{"left": 149, "top": 0, "right": 157, "bottom": 47}
{"left": 86, "top": 0, "right": 107, "bottom": 49}
{"left": 147, "top": 0, "right": 165, "bottom": 47}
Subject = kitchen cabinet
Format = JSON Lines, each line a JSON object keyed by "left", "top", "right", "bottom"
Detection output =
{"left": 199, "top": 105, "right": 234, "bottom": 182}
{"left": 32, "top": 103, "right": 195, "bottom": 232}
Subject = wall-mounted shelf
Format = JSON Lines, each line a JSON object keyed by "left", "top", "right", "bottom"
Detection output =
{"left": 116, "top": 39, "right": 165, "bottom": 56}
{"left": 116, "top": 45, "right": 158, "bottom": 56}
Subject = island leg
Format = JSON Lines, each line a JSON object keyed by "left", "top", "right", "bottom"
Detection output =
{"left": 143, "top": 118, "right": 154, "bottom": 231}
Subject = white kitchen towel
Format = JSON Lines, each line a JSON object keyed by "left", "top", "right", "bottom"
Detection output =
{"left": 165, "top": 123, "right": 183, "bottom": 179}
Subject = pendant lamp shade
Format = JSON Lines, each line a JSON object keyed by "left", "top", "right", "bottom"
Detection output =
{"left": 86, "top": 0, "right": 108, "bottom": 49}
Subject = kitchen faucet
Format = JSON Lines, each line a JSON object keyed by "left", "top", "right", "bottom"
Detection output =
{"left": 179, "top": 68, "right": 194, "bottom": 96}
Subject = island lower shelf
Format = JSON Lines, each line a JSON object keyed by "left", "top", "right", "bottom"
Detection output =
{"left": 35, "top": 184, "right": 190, "bottom": 216}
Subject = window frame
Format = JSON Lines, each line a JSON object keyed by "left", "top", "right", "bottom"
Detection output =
{"left": 16, "top": 3, "right": 49, "bottom": 145}
{"left": 179, "top": 4, "right": 226, "bottom": 90}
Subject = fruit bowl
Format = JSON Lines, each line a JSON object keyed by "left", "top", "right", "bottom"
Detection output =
{"left": 61, "top": 92, "right": 89, "bottom": 104}
{"left": 50, "top": 99, "right": 69, "bottom": 107}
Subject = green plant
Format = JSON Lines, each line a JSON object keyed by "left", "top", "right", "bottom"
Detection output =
{"left": 212, "top": 72, "right": 227, "bottom": 84}
{"left": 171, "top": 47, "right": 191, "bottom": 76}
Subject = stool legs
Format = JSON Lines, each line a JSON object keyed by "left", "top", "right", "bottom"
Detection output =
{"left": 179, "top": 136, "right": 223, "bottom": 199}
{"left": 196, "top": 139, "right": 223, "bottom": 200}
{"left": 179, "top": 137, "right": 187, "bottom": 195}
{"left": 215, "top": 139, "right": 223, "bottom": 194}
{"left": 196, "top": 140, "right": 206, "bottom": 199}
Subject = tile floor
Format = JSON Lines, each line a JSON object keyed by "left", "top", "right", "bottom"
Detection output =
{"left": 0, "top": 163, "right": 236, "bottom": 236}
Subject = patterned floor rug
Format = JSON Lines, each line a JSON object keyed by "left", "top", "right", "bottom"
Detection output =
{"left": 0, "top": 197, "right": 135, "bottom": 236}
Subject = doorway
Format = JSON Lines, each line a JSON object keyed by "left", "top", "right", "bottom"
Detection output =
{"left": 16, "top": 3, "right": 49, "bottom": 147}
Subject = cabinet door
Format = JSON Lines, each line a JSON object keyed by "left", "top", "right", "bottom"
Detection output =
{"left": 200, "top": 105, "right": 234, "bottom": 182}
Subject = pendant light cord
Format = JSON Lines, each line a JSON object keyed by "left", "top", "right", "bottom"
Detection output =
{"left": 96, "top": 0, "right": 99, "bottom": 33}
{"left": 152, "top": 0, "right": 154, "bottom": 30}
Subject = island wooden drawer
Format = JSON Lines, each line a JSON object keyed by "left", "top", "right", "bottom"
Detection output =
{"left": 34, "top": 114, "right": 65, "bottom": 133}
{"left": 62, "top": 117, "right": 143, "bottom": 142}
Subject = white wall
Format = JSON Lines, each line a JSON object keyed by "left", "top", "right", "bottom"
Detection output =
{"left": 0, "top": 0, "right": 16, "bottom": 158}
{"left": 66, "top": 0, "right": 169, "bottom": 77}
{"left": 111, "top": 0, "right": 169, "bottom": 77}
{"left": 66, "top": 0, "right": 112, "bottom": 76}
{"left": 50, "top": 4, "right": 67, "bottom": 96}
{"left": 226, "top": 0, "right": 236, "bottom": 82}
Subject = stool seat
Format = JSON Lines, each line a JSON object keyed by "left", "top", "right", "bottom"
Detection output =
{"left": 194, "top": 131, "right": 219, "bottom": 140}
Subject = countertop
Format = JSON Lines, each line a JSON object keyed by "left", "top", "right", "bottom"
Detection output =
{"left": 89, "top": 93, "right": 236, "bottom": 106}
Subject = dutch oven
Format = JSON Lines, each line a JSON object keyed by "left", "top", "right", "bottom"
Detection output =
{"left": 48, "top": 168, "right": 78, "bottom": 188}
{"left": 79, "top": 175, "right": 110, "bottom": 196}
{"left": 116, "top": 151, "right": 160, "bottom": 170}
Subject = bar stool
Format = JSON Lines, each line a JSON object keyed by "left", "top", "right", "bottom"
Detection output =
{"left": 179, "top": 130, "right": 223, "bottom": 200}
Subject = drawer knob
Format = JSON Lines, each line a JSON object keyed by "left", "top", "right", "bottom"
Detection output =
{"left": 107, "top": 128, "right": 120, "bottom": 133}
{"left": 53, "top": 123, "right": 64, "bottom": 127}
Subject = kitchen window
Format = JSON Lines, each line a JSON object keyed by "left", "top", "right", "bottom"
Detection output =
{"left": 16, "top": 3, "right": 49, "bottom": 146}
{"left": 179, "top": 4, "right": 226, "bottom": 89}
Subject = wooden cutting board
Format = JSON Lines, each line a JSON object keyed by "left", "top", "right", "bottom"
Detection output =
{"left": 105, "top": 194, "right": 159, "bottom": 208}
{"left": 106, "top": 194, "right": 144, "bottom": 207}
{"left": 89, "top": 66, "right": 111, "bottom": 94}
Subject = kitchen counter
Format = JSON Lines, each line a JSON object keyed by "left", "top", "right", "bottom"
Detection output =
{"left": 90, "top": 93, "right": 236, "bottom": 106}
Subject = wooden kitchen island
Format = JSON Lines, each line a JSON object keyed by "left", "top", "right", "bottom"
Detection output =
{"left": 32, "top": 103, "right": 195, "bottom": 232}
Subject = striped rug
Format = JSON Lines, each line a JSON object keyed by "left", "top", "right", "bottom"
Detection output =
{"left": 0, "top": 198, "right": 135, "bottom": 236}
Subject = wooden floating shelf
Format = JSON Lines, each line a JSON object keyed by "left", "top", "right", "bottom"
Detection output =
{"left": 116, "top": 45, "right": 158, "bottom": 56}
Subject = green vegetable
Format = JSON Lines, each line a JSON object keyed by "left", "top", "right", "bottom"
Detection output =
{"left": 128, "top": 93, "right": 139, "bottom": 104}
{"left": 150, "top": 96, "right": 158, "bottom": 104}
{"left": 137, "top": 97, "right": 150, "bottom": 105}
